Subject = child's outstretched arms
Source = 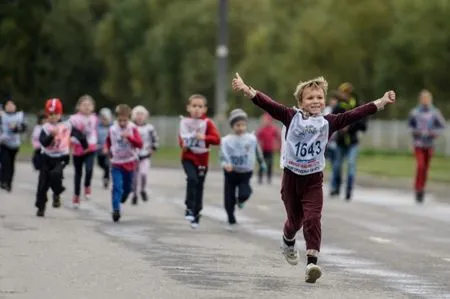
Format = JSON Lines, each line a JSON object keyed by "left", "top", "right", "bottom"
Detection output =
{"left": 326, "top": 91, "right": 396, "bottom": 135}
{"left": 232, "top": 73, "right": 294, "bottom": 126}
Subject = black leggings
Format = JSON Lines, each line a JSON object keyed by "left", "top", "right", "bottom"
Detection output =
{"left": 224, "top": 171, "right": 253, "bottom": 224}
{"left": 258, "top": 151, "right": 273, "bottom": 183}
{"left": 35, "top": 155, "right": 68, "bottom": 210}
{"left": 97, "top": 153, "right": 110, "bottom": 180}
{"left": 182, "top": 160, "right": 207, "bottom": 219}
{"left": 0, "top": 145, "right": 19, "bottom": 187}
{"left": 73, "top": 152, "right": 95, "bottom": 196}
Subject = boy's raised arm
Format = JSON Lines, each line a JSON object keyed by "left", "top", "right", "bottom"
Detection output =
{"left": 326, "top": 91, "right": 396, "bottom": 135}
{"left": 232, "top": 73, "right": 294, "bottom": 126}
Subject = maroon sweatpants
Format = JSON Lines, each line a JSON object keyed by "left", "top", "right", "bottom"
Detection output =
{"left": 281, "top": 169, "right": 323, "bottom": 251}
{"left": 414, "top": 147, "right": 433, "bottom": 192}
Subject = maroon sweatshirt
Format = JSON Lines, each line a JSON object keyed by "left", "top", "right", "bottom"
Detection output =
{"left": 251, "top": 91, "right": 378, "bottom": 140}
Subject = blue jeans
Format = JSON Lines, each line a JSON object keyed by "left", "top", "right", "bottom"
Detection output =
{"left": 111, "top": 167, "right": 134, "bottom": 212}
{"left": 331, "top": 144, "right": 359, "bottom": 194}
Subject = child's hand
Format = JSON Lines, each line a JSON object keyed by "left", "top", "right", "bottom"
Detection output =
{"left": 120, "top": 131, "right": 130, "bottom": 138}
{"left": 374, "top": 90, "right": 396, "bottom": 110}
{"left": 232, "top": 73, "right": 256, "bottom": 98}
{"left": 102, "top": 148, "right": 109, "bottom": 155}
{"left": 383, "top": 90, "right": 396, "bottom": 104}
{"left": 224, "top": 164, "right": 233, "bottom": 172}
{"left": 196, "top": 133, "right": 205, "bottom": 140}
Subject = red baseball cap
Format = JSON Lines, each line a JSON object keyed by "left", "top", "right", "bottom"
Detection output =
{"left": 45, "top": 98, "right": 63, "bottom": 115}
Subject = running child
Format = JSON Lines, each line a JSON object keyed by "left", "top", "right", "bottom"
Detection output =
{"left": 31, "top": 110, "right": 47, "bottom": 171}
{"left": 97, "top": 108, "right": 113, "bottom": 189}
{"left": 179, "top": 94, "right": 221, "bottom": 229}
{"left": 220, "top": 108, "right": 265, "bottom": 231}
{"left": 232, "top": 73, "right": 396, "bottom": 283}
{"left": 0, "top": 98, "right": 27, "bottom": 192}
{"left": 104, "top": 104, "right": 143, "bottom": 222}
{"left": 130, "top": 105, "right": 159, "bottom": 205}
{"left": 408, "top": 89, "right": 446, "bottom": 203}
{"left": 256, "top": 113, "right": 280, "bottom": 184}
{"left": 69, "top": 95, "right": 98, "bottom": 206}
{"left": 35, "top": 98, "right": 88, "bottom": 217}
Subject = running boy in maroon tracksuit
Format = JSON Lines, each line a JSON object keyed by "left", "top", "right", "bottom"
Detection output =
{"left": 232, "top": 73, "right": 396, "bottom": 283}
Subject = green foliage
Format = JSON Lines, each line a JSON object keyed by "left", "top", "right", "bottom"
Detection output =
{"left": 1, "top": 0, "right": 450, "bottom": 117}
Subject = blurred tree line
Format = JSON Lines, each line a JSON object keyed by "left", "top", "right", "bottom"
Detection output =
{"left": 1, "top": 0, "right": 449, "bottom": 118}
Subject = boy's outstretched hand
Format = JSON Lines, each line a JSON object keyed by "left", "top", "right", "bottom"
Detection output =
{"left": 232, "top": 73, "right": 256, "bottom": 98}
{"left": 384, "top": 91, "right": 396, "bottom": 104}
{"left": 374, "top": 90, "right": 396, "bottom": 110}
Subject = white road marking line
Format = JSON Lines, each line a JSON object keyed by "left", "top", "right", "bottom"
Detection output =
{"left": 443, "top": 258, "right": 450, "bottom": 263}
{"left": 369, "top": 236, "right": 392, "bottom": 244}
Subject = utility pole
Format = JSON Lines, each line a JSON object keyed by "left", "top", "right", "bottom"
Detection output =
{"left": 214, "top": 0, "right": 228, "bottom": 131}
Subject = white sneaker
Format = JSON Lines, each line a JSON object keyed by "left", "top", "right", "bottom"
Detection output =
{"left": 280, "top": 240, "right": 299, "bottom": 265}
{"left": 185, "top": 215, "right": 195, "bottom": 221}
{"left": 190, "top": 222, "right": 199, "bottom": 229}
{"left": 225, "top": 223, "right": 236, "bottom": 232}
{"left": 305, "top": 263, "right": 322, "bottom": 283}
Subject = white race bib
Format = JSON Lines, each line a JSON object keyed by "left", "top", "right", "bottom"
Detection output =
{"left": 179, "top": 117, "right": 208, "bottom": 154}
{"left": 221, "top": 133, "right": 257, "bottom": 172}
{"left": 283, "top": 111, "right": 329, "bottom": 175}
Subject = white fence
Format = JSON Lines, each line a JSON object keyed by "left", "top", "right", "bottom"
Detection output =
{"left": 22, "top": 115, "right": 450, "bottom": 156}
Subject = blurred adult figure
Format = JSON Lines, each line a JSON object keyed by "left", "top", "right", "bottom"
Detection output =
{"left": 330, "top": 83, "right": 367, "bottom": 200}
{"left": 324, "top": 91, "right": 339, "bottom": 165}
{"left": 256, "top": 113, "right": 280, "bottom": 184}
{"left": 408, "top": 89, "right": 446, "bottom": 204}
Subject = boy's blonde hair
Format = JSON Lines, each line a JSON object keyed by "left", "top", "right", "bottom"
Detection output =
{"left": 131, "top": 105, "right": 149, "bottom": 120}
{"left": 77, "top": 94, "right": 95, "bottom": 109}
{"left": 293, "top": 77, "right": 328, "bottom": 103}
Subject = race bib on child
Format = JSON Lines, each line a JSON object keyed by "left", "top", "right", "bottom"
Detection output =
{"left": 283, "top": 111, "right": 329, "bottom": 175}
{"left": 179, "top": 117, "right": 208, "bottom": 154}
{"left": 221, "top": 133, "right": 257, "bottom": 173}
{"left": 110, "top": 123, "right": 138, "bottom": 164}
{"left": 42, "top": 122, "right": 72, "bottom": 156}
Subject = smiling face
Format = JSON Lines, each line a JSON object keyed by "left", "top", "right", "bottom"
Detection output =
{"left": 298, "top": 86, "right": 326, "bottom": 115}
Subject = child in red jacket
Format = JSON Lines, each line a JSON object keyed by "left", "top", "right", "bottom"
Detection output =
{"left": 256, "top": 113, "right": 281, "bottom": 184}
{"left": 179, "top": 94, "right": 221, "bottom": 229}
{"left": 104, "top": 104, "right": 143, "bottom": 222}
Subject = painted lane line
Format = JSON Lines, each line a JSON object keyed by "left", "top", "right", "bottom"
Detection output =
{"left": 369, "top": 236, "right": 392, "bottom": 244}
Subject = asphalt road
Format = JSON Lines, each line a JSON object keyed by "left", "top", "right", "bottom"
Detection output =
{"left": 1, "top": 163, "right": 450, "bottom": 299}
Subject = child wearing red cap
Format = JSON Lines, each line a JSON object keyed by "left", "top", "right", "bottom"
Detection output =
{"left": 35, "top": 98, "right": 88, "bottom": 217}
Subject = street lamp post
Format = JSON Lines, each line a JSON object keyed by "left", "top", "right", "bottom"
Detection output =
{"left": 215, "top": 0, "right": 228, "bottom": 131}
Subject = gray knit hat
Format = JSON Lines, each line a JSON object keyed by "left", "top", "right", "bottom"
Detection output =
{"left": 228, "top": 108, "right": 248, "bottom": 127}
